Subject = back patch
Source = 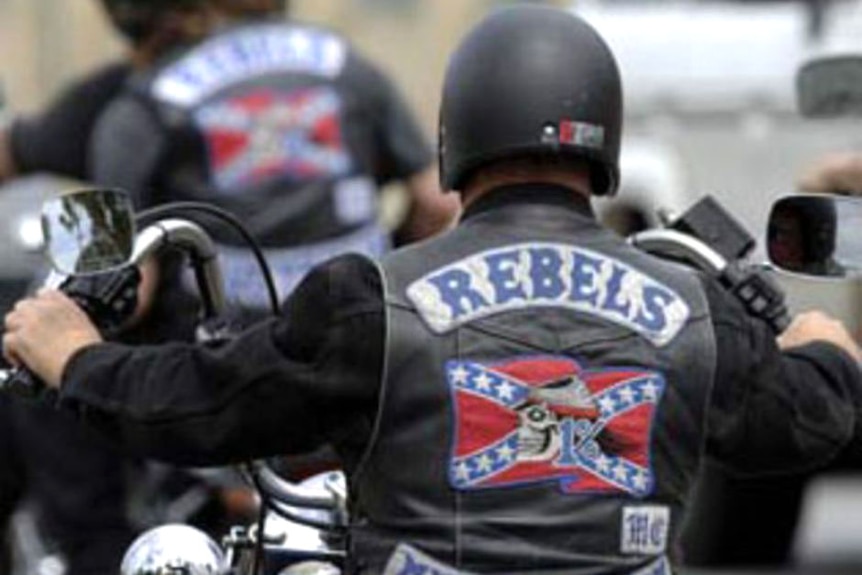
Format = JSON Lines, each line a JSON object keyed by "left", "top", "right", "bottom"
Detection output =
{"left": 407, "top": 243, "right": 689, "bottom": 346}
{"left": 448, "top": 355, "right": 665, "bottom": 497}
{"left": 195, "top": 87, "right": 351, "bottom": 193}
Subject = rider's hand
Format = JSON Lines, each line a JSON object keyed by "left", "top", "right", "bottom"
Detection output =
{"left": 3, "top": 289, "right": 103, "bottom": 389}
{"left": 798, "top": 151, "right": 862, "bottom": 195}
{"left": 778, "top": 310, "right": 862, "bottom": 363}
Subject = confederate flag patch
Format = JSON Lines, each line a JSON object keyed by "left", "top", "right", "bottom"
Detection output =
{"left": 447, "top": 356, "right": 665, "bottom": 497}
{"left": 195, "top": 87, "right": 351, "bottom": 192}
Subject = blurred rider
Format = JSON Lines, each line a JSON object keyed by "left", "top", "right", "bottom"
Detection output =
{"left": 89, "top": 0, "right": 458, "bottom": 317}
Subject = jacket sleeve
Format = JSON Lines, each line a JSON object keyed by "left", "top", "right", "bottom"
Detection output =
{"left": 87, "top": 95, "right": 164, "bottom": 208}
{"left": 344, "top": 50, "right": 434, "bottom": 184}
{"left": 58, "top": 254, "right": 385, "bottom": 467}
{"left": 9, "top": 62, "right": 130, "bottom": 179}
{"left": 703, "top": 276, "right": 862, "bottom": 476}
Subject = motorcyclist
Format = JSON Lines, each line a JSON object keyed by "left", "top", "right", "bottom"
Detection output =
{"left": 88, "top": 0, "right": 458, "bottom": 317}
{"left": 5, "top": 6, "right": 862, "bottom": 574}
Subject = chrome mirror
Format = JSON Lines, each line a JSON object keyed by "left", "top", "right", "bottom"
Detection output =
{"left": 41, "top": 188, "right": 135, "bottom": 275}
{"left": 766, "top": 195, "right": 862, "bottom": 278}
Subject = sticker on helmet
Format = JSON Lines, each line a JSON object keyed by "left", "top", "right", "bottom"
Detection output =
{"left": 559, "top": 120, "right": 605, "bottom": 150}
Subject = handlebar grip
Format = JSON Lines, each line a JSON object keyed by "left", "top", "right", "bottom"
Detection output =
{"left": 770, "top": 309, "right": 793, "bottom": 335}
{"left": 722, "top": 263, "right": 791, "bottom": 335}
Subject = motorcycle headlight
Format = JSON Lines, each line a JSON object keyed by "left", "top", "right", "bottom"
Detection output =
{"left": 120, "top": 524, "right": 228, "bottom": 575}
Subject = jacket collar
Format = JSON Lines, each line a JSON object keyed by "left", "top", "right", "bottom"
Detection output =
{"left": 460, "top": 184, "right": 594, "bottom": 223}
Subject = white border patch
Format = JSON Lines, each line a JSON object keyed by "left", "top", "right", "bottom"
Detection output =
{"left": 621, "top": 505, "right": 671, "bottom": 555}
{"left": 383, "top": 543, "right": 471, "bottom": 575}
{"left": 153, "top": 25, "right": 347, "bottom": 107}
{"left": 406, "top": 243, "right": 690, "bottom": 346}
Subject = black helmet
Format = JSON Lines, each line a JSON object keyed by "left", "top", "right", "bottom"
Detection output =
{"left": 439, "top": 6, "right": 623, "bottom": 195}
{"left": 99, "top": 0, "right": 205, "bottom": 43}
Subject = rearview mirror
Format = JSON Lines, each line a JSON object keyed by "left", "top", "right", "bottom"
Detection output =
{"left": 766, "top": 195, "right": 862, "bottom": 278}
{"left": 797, "top": 56, "right": 862, "bottom": 118}
{"left": 41, "top": 188, "right": 135, "bottom": 275}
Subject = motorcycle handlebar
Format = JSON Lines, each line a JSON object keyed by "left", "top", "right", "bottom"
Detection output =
{"left": 250, "top": 462, "right": 340, "bottom": 512}
{"left": 629, "top": 228, "right": 729, "bottom": 275}
{"left": 132, "top": 219, "right": 227, "bottom": 319}
{"left": 629, "top": 228, "right": 792, "bottom": 335}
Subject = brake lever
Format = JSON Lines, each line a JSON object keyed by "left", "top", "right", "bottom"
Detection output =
{"left": 60, "top": 265, "right": 141, "bottom": 335}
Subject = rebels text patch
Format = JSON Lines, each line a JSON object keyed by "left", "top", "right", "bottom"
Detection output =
{"left": 407, "top": 243, "right": 689, "bottom": 347}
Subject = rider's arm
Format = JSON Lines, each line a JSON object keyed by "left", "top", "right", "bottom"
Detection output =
{"left": 4, "top": 62, "right": 130, "bottom": 181}
{"left": 354, "top": 54, "right": 459, "bottom": 242}
{"left": 704, "top": 276, "right": 862, "bottom": 475}
{"left": 399, "top": 166, "right": 460, "bottom": 243}
{"left": 88, "top": 94, "right": 164, "bottom": 207}
{"left": 58, "top": 253, "right": 384, "bottom": 467}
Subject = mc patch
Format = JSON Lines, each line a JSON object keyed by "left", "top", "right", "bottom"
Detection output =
{"left": 195, "top": 87, "right": 351, "bottom": 193}
{"left": 621, "top": 505, "right": 671, "bottom": 556}
{"left": 447, "top": 356, "right": 665, "bottom": 497}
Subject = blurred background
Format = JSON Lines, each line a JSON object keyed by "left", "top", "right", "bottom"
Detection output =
{"left": 2, "top": 0, "right": 862, "bottom": 227}
{"left": 5, "top": 0, "right": 862, "bottom": 574}
{"left": 5, "top": 0, "right": 862, "bottom": 257}
{"left": 0, "top": 0, "right": 507, "bottom": 128}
